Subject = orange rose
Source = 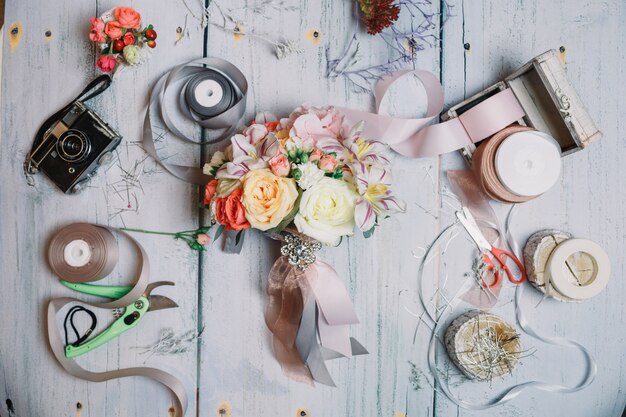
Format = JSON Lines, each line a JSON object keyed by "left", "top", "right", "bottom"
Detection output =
{"left": 104, "top": 21, "right": 123, "bottom": 40}
{"left": 204, "top": 179, "right": 218, "bottom": 206}
{"left": 215, "top": 188, "right": 251, "bottom": 231}
{"left": 114, "top": 7, "right": 141, "bottom": 29}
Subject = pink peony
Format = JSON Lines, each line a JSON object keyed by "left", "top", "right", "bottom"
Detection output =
{"left": 89, "top": 17, "right": 106, "bottom": 43}
{"left": 279, "top": 104, "right": 345, "bottom": 140}
{"left": 269, "top": 154, "right": 290, "bottom": 177}
{"left": 319, "top": 155, "right": 338, "bottom": 172}
{"left": 104, "top": 21, "right": 123, "bottom": 40}
{"left": 96, "top": 55, "right": 118, "bottom": 73}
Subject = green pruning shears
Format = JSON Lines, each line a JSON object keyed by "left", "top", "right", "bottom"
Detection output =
{"left": 61, "top": 280, "right": 178, "bottom": 358}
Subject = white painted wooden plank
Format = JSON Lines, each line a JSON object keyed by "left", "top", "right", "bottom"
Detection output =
{"left": 197, "top": 1, "right": 441, "bottom": 416}
{"left": 0, "top": 0, "right": 203, "bottom": 416}
{"left": 438, "top": 1, "right": 626, "bottom": 416}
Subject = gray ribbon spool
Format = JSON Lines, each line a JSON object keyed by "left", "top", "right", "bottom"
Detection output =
{"left": 143, "top": 57, "right": 248, "bottom": 185}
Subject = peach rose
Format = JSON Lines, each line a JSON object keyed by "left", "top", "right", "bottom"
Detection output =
{"left": 104, "top": 21, "right": 123, "bottom": 40}
{"left": 96, "top": 55, "right": 118, "bottom": 73}
{"left": 123, "top": 31, "right": 135, "bottom": 45}
{"left": 204, "top": 179, "right": 218, "bottom": 206}
{"left": 269, "top": 154, "right": 290, "bottom": 177}
{"left": 215, "top": 188, "right": 251, "bottom": 231}
{"left": 240, "top": 169, "right": 298, "bottom": 231}
{"left": 319, "top": 155, "right": 338, "bottom": 172}
{"left": 114, "top": 7, "right": 141, "bottom": 29}
{"left": 309, "top": 149, "right": 323, "bottom": 162}
{"left": 89, "top": 17, "right": 106, "bottom": 43}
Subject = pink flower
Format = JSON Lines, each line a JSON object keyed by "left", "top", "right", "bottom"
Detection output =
{"left": 242, "top": 123, "right": 269, "bottom": 145}
{"left": 123, "top": 31, "right": 135, "bottom": 46}
{"left": 89, "top": 17, "right": 106, "bottom": 43}
{"left": 114, "top": 7, "right": 142, "bottom": 29}
{"left": 204, "top": 179, "right": 218, "bottom": 206}
{"left": 96, "top": 55, "right": 118, "bottom": 73}
{"left": 279, "top": 104, "right": 345, "bottom": 141}
{"left": 104, "top": 21, "right": 123, "bottom": 40}
{"left": 196, "top": 234, "right": 210, "bottom": 245}
{"left": 319, "top": 155, "right": 338, "bottom": 172}
{"left": 309, "top": 149, "right": 323, "bottom": 162}
{"left": 269, "top": 154, "right": 290, "bottom": 177}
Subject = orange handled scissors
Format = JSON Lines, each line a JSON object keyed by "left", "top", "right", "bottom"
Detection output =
{"left": 456, "top": 207, "right": 526, "bottom": 288}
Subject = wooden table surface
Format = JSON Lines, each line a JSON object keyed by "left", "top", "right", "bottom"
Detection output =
{"left": 1, "top": 1, "right": 624, "bottom": 416}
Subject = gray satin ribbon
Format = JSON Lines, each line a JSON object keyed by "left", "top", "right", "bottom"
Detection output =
{"left": 416, "top": 212, "right": 597, "bottom": 409}
{"left": 46, "top": 225, "right": 188, "bottom": 417}
{"left": 143, "top": 57, "right": 248, "bottom": 185}
{"left": 295, "top": 294, "right": 368, "bottom": 387}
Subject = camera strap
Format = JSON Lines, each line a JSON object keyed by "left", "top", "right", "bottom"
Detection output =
{"left": 24, "top": 75, "right": 113, "bottom": 186}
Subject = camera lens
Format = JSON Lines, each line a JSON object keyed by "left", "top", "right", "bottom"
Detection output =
{"left": 57, "top": 130, "right": 91, "bottom": 163}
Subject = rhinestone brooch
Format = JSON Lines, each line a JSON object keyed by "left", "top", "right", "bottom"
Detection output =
{"left": 280, "top": 234, "right": 322, "bottom": 271}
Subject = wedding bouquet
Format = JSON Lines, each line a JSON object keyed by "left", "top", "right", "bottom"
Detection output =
{"left": 202, "top": 104, "right": 405, "bottom": 248}
{"left": 88, "top": 6, "right": 157, "bottom": 73}
{"left": 201, "top": 104, "right": 405, "bottom": 385}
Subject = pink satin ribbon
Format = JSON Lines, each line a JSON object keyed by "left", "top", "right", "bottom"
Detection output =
{"left": 265, "top": 257, "right": 365, "bottom": 385}
{"left": 339, "top": 70, "right": 526, "bottom": 158}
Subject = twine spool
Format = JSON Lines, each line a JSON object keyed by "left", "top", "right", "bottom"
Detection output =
{"left": 473, "top": 125, "right": 561, "bottom": 203}
{"left": 445, "top": 310, "right": 522, "bottom": 380}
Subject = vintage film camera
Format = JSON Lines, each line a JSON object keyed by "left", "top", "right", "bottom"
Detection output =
{"left": 27, "top": 100, "right": 121, "bottom": 193}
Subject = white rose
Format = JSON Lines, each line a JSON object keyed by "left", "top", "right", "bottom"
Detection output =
{"left": 296, "top": 162, "right": 324, "bottom": 190}
{"left": 294, "top": 177, "right": 359, "bottom": 245}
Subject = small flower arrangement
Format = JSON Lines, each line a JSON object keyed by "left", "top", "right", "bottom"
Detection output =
{"left": 202, "top": 104, "right": 406, "bottom": 246}
{"left": 88, "top": 6, "right": 158, "bottom": 73}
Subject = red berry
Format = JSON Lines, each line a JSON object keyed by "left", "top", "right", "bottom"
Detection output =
{"left": 147, "top": 40, "right": 156, "bottom": 48}
{"left": 113, "top": 39, "right": 124, "bottom": 52}
{"left": 145, "top": 29, "right": 157, "bottom": 40}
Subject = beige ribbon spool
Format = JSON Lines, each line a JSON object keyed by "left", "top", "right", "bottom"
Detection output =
{"left": 46, "top": 224, "right": 188, "bottom": 417}
{"left": 523, "top": 230, "right": 610, "bottom": 301}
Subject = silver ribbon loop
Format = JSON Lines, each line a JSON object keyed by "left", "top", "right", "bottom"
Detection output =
{"left": 143, "top": 57, "right": 248, "bottom": 185}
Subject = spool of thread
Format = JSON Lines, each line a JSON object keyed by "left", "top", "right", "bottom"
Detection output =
{"left": 523, "top": 230, "right": 610, "bottom": 301}
{"left": 445, "top": 310, "right": 523, "bottom": 380}
{"left": 473, "top": 125, "right": 562, "bottom": 203}
{"left": 48, "top": 223, "right": 119, "bottom": 283}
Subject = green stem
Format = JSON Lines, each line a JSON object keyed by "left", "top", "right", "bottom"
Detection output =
{"left": 120, "top": 228, "right": 177, "bottom": 237}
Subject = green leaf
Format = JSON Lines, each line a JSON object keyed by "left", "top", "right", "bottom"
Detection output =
{"left": 363, "top": 226, "right": 376, "bottom": 239}
{"left": 235, "top": 230, "right": 245, "bottom": 245}
{"left": 198, "top": 226, "right": 210, "bottom": 234}
{"left": 213, "top": 224, "right": 225, "bottom": 242}
{"left": 148, "top": 24, "right": 154, "bottom": 30}
{"left": 189, "top": 241, "right": 204, "bottom": 251}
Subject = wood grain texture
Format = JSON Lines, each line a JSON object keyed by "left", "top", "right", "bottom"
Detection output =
{"left": 0, "top": 1, "right": 624, "bottom": 417}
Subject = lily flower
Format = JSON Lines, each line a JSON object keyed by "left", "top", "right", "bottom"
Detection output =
{"left": 352, "top": 160, "right": 406, "bottom": 232}
{"left": 217, "top": 134, "right": 279, "bottom": 179}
